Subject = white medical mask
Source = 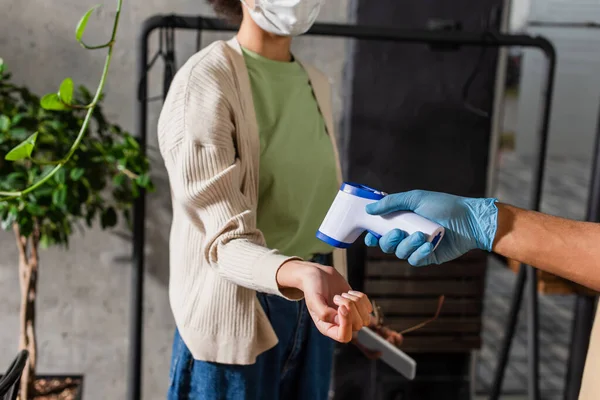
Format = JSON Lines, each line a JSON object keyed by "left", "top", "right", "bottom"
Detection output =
{"left": 241, "top": 0, "right": 323, "bottom": 37}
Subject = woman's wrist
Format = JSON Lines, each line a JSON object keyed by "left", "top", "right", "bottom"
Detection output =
{"left": 276, "top": 260, "right": 315, "bottom": 291}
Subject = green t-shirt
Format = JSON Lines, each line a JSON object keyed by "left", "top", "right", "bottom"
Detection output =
{"left": 242, "top": 47, "right": 339, "bottom": 260}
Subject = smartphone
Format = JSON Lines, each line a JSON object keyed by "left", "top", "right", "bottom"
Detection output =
{"left": 356, "top": 327, "right": 417, "bottom": 380}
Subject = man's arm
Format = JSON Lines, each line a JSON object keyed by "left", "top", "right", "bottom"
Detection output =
{"left": 493, "top": 203, "right": 600, "bottom": 292}
{"left": 364, "top": 190, "right": 600, "bottom": 292}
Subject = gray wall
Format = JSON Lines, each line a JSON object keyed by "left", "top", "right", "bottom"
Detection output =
{"left": 515, "top": 26, "right": 600, "bottom": 162}
{"left": 0, "top": 1, "right": 351, "bottom": 399}
{"left": 515, "top": 0, "right": 600, "bottom": 161}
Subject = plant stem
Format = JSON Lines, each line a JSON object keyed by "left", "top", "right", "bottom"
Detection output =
{"left": 0, "top": 0, "right": 123, "bottom": 201}
{"left": 120, "top": 167, "right": 140, "bottom": 180}
{"left": 15, "top": 223, "right": 40, "bottom": 400}
{"left": 67, "top": 103, "right": 93, "bottom": 110}
{"left": 80, "top": 40, "right": 115, "bottom": 50}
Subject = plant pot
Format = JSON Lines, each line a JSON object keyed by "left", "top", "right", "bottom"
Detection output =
{"left": 0, "top": 374, "right": 84, "bottom": 400}
{"left": 31, "top": 375, "right": 83, "bottom": 400}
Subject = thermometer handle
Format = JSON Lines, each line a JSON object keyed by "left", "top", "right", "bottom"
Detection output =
{"left": 366, "top": 210, "right": 445, "bottom": 251}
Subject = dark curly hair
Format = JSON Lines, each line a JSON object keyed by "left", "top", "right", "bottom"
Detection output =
{"left": 207, "top": 0, "right": 243, "bottom": 24}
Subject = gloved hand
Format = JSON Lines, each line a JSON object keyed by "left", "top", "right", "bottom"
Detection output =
{"left": 364, "top": 190, "right": 499, "bottom": 266}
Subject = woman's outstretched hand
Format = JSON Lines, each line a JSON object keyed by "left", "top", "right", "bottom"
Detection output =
{"left": 277, "top": 260, "right": 372, "bottom": 343}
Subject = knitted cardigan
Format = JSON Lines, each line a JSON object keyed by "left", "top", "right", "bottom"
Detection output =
{"left": 157, "top": 36, "right": 347, "bottom": 365}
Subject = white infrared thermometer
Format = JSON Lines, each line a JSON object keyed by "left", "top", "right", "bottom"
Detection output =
{"left": 316, "top": 182, "right": 445, "bottom": 250}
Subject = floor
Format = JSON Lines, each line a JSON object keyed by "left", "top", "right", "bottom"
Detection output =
{"left": 475, "top": 258, "right": 574, "bottom": 399}
{"left": 474, "top": 150, "right": 592, "bottom": 399}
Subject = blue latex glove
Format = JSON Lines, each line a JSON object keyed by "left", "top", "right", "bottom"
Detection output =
{"left": 364, "top": 190, "right": 499, "bottom": 266}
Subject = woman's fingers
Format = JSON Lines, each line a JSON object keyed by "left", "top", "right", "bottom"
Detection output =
{"left": 334, "top": 295, "right": 363, "bottom": 331}
{"left": 342, "top": 293, "right": 369, "bottom": 326}
{"left": 310, "top": 301, "right": 352, "bottom": 343}
{"left": 349, "top": 290, "right": 373, "bottom": 314}
{"left": 308, "top": 289, "right": 375, "bottom": 343}
{"left": 336, "top": 305, "right": 352, "bottom": 343}
{"left": 342, "top": 291, "right": 372, "bottom": 325}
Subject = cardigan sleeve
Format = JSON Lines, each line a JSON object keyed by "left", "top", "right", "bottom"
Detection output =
{"left": 158, "top": 52, "right": 304, "bottom": 300}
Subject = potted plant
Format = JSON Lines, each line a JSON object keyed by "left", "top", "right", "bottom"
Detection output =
{"left": 0, "top": 60, "right": 152, "bottom": 399}
{"left": 0, "top": 1, "right": 147, "bottom": 398}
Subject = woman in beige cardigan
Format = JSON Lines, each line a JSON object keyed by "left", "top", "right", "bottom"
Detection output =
{"left": 158, "top": 0, "right": 402, "bottom": 399}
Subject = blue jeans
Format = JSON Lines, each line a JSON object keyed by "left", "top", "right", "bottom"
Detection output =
{"left": 167, "top": 255, "right": 335, "bottom": 400}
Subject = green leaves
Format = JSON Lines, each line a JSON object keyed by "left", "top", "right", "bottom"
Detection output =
{"left": 0, "top": 205, "right": 18, "bottom": 230}
{"left": 11, "top": 113, "right": 24, "bottom": 126}
{"left": 0, "top": 2, "right": 151, "bottom": 251}
{"left": 59, "top": 78, "right": 74, "bottom": 105}
{"left": 126, "top": 135, "right": 139, "bottom": 149}
{"left": 52, "top": 186, "right": 67, "bottom": 207}
{"left": 0, "top": 0, "right": 141, "bottom": 255}
{"left": 41, "top": 93, "right": 68, "bottom": 111}
{"left": 5, "top": 132, "right": 38, "bottom": 161}
{"left": 40, "top": 78, "right": 75, "bottom": 111}
{"left": 9, "top": 128, "right": 30, "bottom": 141}
{"left": 76, "top": 5, "right": 100, "bottom": 42}
{"left": 135, "top": 174, "right": 151, "bottom": 188}
{"left": 112, "top": 173, "right": 125, "bottom": 187}
{"left": 0, "top": 115, "right": 10, "bottom": 132}
{"left": 39, "top": 234, "right": 51, "bottom": 249}
{"left": 26, "top": 202, "right": 45, "bottom": 217}
{"left": 54, "top": 168, "right": 66, "bottom": 185}
{"left": 2, "top": 172, "right": 26, "bottom": 188}
{"left": 70, "top": 168, "right": 85, "bottom": 181}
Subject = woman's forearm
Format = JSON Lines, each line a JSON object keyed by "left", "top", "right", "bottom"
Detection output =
{"left": 492, "top": 203, "right": 600, "bottom": 291}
